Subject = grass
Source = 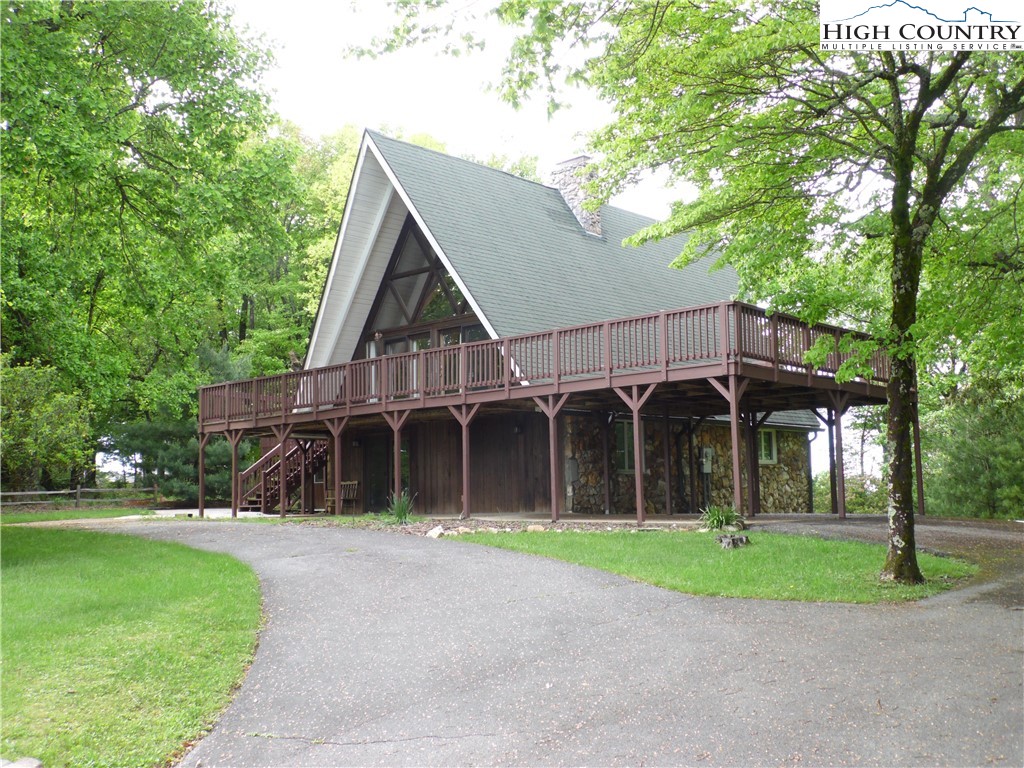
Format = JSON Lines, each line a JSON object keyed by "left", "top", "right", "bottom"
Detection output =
{"left": 1, "top": 527, "right": 261, "bottom": 767}
{"left": 0, "top": 508, "right": 154, "bottom": 525}
{"left": 295, "top": 512, "right": 426, "bottom": 527}
{"left": 458, "top": 530, "right": 977, "bottom": 603}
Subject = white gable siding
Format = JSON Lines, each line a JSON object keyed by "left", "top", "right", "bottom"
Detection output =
{"left": 326, "top": 194, "right": 408, "bottom": 365}
{"left": 306, "top": 149, "right": 408, "bottom": 368}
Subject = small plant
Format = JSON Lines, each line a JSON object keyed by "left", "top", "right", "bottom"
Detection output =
{"left": 386, "top": 490, "right": 415, "bottom": 524}
{"left": 698, "top": 504, "right": 742, "bottom": 531}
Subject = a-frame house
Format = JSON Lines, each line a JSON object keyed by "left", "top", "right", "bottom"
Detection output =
{"left": 198, "top": 131, "right": 894, "bottom": 521}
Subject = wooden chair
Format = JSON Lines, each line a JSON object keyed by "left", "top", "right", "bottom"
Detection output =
{"left": 327, "top": 481, "right": 360, "bottom": 515}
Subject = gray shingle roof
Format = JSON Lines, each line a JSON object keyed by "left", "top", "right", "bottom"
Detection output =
{"left": 368, "top": 131, "right": 739, "bottom": 337}
{"left": 367, "top": 132, "right": 816, "bottom": 432}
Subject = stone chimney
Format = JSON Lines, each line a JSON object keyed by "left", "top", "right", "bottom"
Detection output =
{"left": 550, "top": 155, "right": 601, "bottom": 236}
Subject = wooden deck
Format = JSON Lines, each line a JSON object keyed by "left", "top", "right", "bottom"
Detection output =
{"left": 197, "top": 301, "right": 891, "bottom": 522}
{"left": 198, "top": 301, "right": 888, "bottom": 433}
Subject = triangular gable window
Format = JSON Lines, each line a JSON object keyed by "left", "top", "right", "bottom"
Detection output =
{"left": 358, "top": 215, "right": 482, "bottom": 357}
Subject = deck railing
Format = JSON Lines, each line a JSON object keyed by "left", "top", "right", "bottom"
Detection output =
{"left": 199, "top": 301, "right": 888, "bottom": 429}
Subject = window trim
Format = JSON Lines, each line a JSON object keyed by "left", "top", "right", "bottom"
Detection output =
{"left": 758, "top": 429, "right": 778, "bottom": 465}
{"left": 614, "top": 420, "right": 637, "bottom": 474}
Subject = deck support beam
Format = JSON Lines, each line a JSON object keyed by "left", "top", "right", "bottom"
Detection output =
{"left": 271, "top": 424, "right": 294, "bottom": 518}
{"left": 198, "top": 433, "right": 211, "bottom": 519}
{"left": 816, "top": 395, "right": 850, "bottom": 518}
{"left": 602, "top": 413, "right": 612, "bottom": 514}
{"left": 227, "top": 430, "right": 245, "bottom": 518}
{"left": 708, "top": 376, "right": 749, "bottom": 516}
{"left": 663, "top": 410, "right": 672, "bottom": 515}
{"left": 743, "top": 411, "right": 773, "bottom": 516}
{"left": 827, "top": 409, "right": 838, "bottom": 514}
{"left": 298, "top": 441, "right": 309, "bottom": 515}
{"left": 813, "top": 408, "right": 838, "bottom": 514}
{"left": 688, "top": 417, "right": 706, "bottom": 513}
{"left": 613, "top": 384, "right": 658, "bottom": 524}
{"left": 382, "top": 410, "right": 410, "bottom": 501}
{"left": 828, "top": 392, "right": 850, "bottom": 519}
{"left": 326, "top": 417, "right": 349, "bottom": 515}
{"left": 534, "top": 394, "right": 570, "bottom": 522}
{"left": 813, "top": 408, "right": 840, "bottom": 516}
{"left": 448, "top": 404, "right": 481, "bottom": 520}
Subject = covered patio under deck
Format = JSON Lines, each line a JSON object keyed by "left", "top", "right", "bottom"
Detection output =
{"left": 197, "top": 301, "right": 921, "bottom": 522}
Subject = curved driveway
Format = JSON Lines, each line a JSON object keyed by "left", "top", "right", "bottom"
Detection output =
{"left": 106, "top": 520, "right": 1022, "bottom": 767}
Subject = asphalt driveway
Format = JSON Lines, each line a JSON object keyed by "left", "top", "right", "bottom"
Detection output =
{"left": 102, "top": 519, "right": 1022, "bottom": 767}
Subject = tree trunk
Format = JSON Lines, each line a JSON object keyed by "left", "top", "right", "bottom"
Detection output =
{"left": 238, "top": 294, "right": 249, "bottom": 343}
{"left": 881, "top": 218, "right": 925, "bottom": 583}
{"left": 882, "top": 354, "right": 923, "bottom": 583}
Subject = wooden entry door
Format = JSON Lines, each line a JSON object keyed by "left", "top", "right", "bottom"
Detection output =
{"left": 363, "top": 435, "right": 391, "bottom": 512}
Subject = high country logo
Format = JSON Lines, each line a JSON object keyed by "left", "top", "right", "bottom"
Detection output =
{"left": 819, "top": 0, "right": 1021, "bottom": 50}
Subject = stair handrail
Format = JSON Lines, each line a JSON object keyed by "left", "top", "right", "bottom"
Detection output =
{"left": 240, "top": 439, "right": 331, "bottom": 510}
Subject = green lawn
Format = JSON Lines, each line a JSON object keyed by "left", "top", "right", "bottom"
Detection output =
{"left": 1, "top": 527, "right": 261, "bottom": 767}
{"left": 0, "top": 508, "right": 154, "bottom": 525}
{"left": 459, "top": 530, "right": 976, "bottom": 603}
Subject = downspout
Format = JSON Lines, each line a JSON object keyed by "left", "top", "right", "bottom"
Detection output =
{"left": 807, "top": 431, "right": 816, "bottom": 514}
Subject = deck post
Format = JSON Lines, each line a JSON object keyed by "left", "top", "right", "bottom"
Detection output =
{"left": 812, "top": 408, "right": 838, "bottom": 514}
{"left": 827, "top": 409, "right": 838, "bottom": 514}
{"left": 534, "top": 394, "right": 570, "bottom": 522}
{"left": 271, "top": 425, "right": 293, "bottom": 518}
{"left": 448, "top": 404, "right": 481, "bottom": 519}
{"left": 326, "top": 417, "right": 349, "bottom": 515}
{"left": 602, "top": 413, "right": 612, "bottom": 514}
{"left": 298, "top": 441, "right": 308, "bottom": 515}
{"left": 708, "top": 376, "right": 749, "bottom": 516}
{"left": 613, "top": 384, "right": 658, "bottom": 524}
{"left": 382, "top": 410, "right": 410, "bottom": 501}
{"left": 912, "top": 400, "right": 925, "bottom": 517}
{"left": 197, "top": 432, "right": 210, "bottom": 519}
{"left": 663, "top": 410, "right": 672, "bottom": 515}
{"left": 688, "top": 419, "right": 698, "bottom": 513}
{"left": 743, "top": 412, "right": 757, "bottom": 517}
{"left": 829, "top": 391, "right": 850, "bottom": 519}
{"left": 227, "top": 430, "right": 245, "bottom": 518}
{"left": 753, "top": 412, "right": 773, "bottom": 515}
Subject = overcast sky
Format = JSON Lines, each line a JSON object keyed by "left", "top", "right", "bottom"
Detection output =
{"left": 230, "top": 4, "right": 598, "bottom": 157}
{"left": 228, "top": 0, "right": 679, "bottom": 215}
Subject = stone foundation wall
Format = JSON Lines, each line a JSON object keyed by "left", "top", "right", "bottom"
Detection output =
{"left": 562, "top": 414, "right": 811, "bottom": 515}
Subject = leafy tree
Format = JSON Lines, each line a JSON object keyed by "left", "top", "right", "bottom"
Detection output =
{"left": 922, "top": 388, "right": 1024, "bottom": 519}
{"left": 105, "top": 416, "right": 245, "bottom": 504}
{"left": 1, "top": 0, "right": 271, "bottom": 425}
{"left": 371, "top": 1, "right": 1024, "bottom": 582}
{"left": 1, "top": 359, "right": 92, "bottom": 491}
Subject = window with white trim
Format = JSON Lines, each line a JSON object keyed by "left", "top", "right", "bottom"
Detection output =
{"left": 758, "top": 429, "right": 777, "bottom": 465}
{"left": 614, "top": 421, "right": 635, "bottom": 473}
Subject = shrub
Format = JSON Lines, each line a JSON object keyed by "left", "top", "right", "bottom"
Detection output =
{"left": 386, "top": 490, "right": 415, "bottom": 524}
{"left": 698, "top": 504, "right": 740, "bottom": 530}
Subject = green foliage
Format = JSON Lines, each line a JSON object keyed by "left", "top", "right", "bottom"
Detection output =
{"left": 923, "top": 389, "right": 1024, "bottom": 519}
{"left": 0, "top": 1, "right": 375, "bottom": 490}
{"left": 385, "top": 490, "right": 416, "bottom": 524}
{"left": 698, "top": 504, "right": 740, "bottom": 531}
{"left": 104, "top": 417, "right": 249, "bottom": 504}
{"left": 1, "top": 0, "right": 274, "bottom": 423}
{"left": 0, "top": 359, "right": 93, "bottom": 491}
{"left": 812, "top": 472, "right": 888, "bottom": 516}
{"left": 1, "top": 527, "right": 260, "bottom": 767}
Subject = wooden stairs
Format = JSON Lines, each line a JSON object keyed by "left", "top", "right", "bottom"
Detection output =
{"left": 239, "top": 440, "right": 329, "bottom": 514}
